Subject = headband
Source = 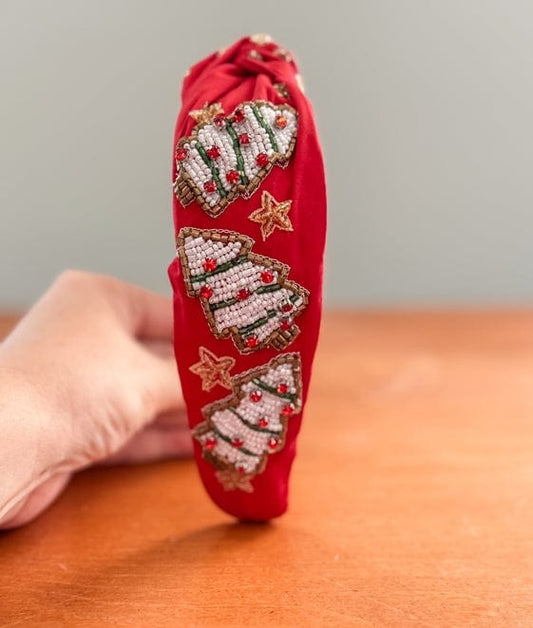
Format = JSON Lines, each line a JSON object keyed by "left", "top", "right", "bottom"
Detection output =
{"left": 168, "top": 34, "right": 327, "bottom": 520}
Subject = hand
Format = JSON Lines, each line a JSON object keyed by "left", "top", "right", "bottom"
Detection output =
{"left": 0, "top": 271, "right": 191, "bottom": 528}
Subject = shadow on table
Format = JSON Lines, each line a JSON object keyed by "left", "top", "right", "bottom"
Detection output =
{"left": 0, "top": 463, "right": 330, "bottom": 622}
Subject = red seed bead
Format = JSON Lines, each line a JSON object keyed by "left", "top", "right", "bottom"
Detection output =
{"left": 277, "top": 383, "right": 288, "bottom": 394}
{"left": 281, "top": 404, "right": 294, "bottom": 417}
{"left": 281, "top": 302, "right": 293, "bottom": 313}
{"left": 236, "top": 464, "right": 246, "bottom": 473}
{"left": 261, "top": 270, "right": 274, "bottom": 283}
{"left": 268, "top": 437, "right": 279, "bottom": 450}
{"left": 200, "top": 285, "right": 213, "bottom": 299}
{"left": 233, "top": 108, "right": 245, "bottom": 122}
{"left": 250, "top": 390, "right": 262, "bottom": 403}
{"left": 256, "top": 152, "right": 269, "bottom": 167}
{"left": 232, "top": 437, "right": 244, "bottom": 448}
{"left": 203, "top": 258, "right": 217, "bottom": 272}
{"left": 275, "top": 114, "right": 287, "bottom": 129}
{"left": 280, "top": 318, "right": 292, "bottom": 331}
{"left": 205, "top": 436, "right": 217, "bottom": 450}
{"left": 213, "top": 113, "right": 226, "bottom": 127}
{"left": 204, "top": 180, "right": 217, "bottom": 193}
{"left": 175, "top": 147, "right": 188, "bottom": 161}
{"left": 226, "top": 169, "right": 240, "bottom": 184}
{"left": 237, "top": 288, "right": 251, "bottom": 301}
{"left": 246, "top": 335, "right": 259, "bottom": 348}
{"left": 238, "top": 133, "right": 250, "bottom": 144}
{"left": 258, "top": 417, "right": 269, "bottom": 428}
{"left": 206, "top": 145, "right": 221, "bottom": 159}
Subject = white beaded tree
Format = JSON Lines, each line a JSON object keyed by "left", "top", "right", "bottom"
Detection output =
{"left": 194, "top": 353, "right": 302, "bottom": 490}
{"left": 174, "top": 100, "right": 298, "bottom": 217}
{"left": 177, "top": 228, "right": 308, "bottom": 354}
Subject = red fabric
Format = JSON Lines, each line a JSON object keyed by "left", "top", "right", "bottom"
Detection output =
{"left": 168, "top": 36, "right": 327, "bottom": 520}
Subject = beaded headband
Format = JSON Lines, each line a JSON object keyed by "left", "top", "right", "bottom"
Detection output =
{"left": 168, "top": 34, "right": 327, "bottom": 521}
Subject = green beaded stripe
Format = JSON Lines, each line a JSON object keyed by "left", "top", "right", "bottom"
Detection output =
{"left": 258, "top": 283, "right": 285, "bottom": 295}
{"left": 228, "top": 408, "right": 281, "bottom": 436}
{"left": 237, "top": 292, "right": 301, "bottom": 335}
{"left": 238, "top": 309, "right": 277, "bottom": 335}
{"left": 191, "top": 254, "right": 248, "bottom": 285}
{"left": 209, "top": 425, "right": 258, "bottom": 458}
{"left": 196, "top": 143, "right": 226, "bottom": 198}
{"left": 289, "top": 292, "right": 300, "bottom": 304}
{"left": 250, "top": 379, "right": 297, "bottom": 402}
{"left": 209, "top": 283, "right": 282, "bottom": 313}
{"left": 250, "top": 103, "right": 279, "bottom": 153}
{"left": 225, "top": 123, "right": 249, "bottom": 185}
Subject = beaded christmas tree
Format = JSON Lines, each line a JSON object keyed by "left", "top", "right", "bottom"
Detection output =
{"left": 174, "top": 100, "right": 298, "bottom": 217}
{"left": 194, "top": 353, "right": 302, "bottom": 492}
{"left": 177, "top": 228, "right": 308, "bottom": 354}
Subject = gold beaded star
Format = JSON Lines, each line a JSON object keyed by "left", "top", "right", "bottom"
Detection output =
{"left": 216, "top": 468, "right": 254, "bottom": 493}
{"left": 248, "top": 191, "right": 294, "bottom": 241}
{"left": 189, "top": 102, "right": 224, "bottom": 125}
{"left": 189, "top": 347, "right": 235, "bottom": 391}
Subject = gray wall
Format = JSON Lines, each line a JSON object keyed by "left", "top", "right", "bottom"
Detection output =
{"left": 1, "top": 0, "right": 532, "bottom": 307}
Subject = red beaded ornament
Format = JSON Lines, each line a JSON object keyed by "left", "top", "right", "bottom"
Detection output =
{"left": 280, "top": 318, "right": 293, "bottom": 331}
{"left": 281, "top": 404, "right": 294, "bottom": 417}
{"left": 256, "top": 152, "right": 269, "bottom": 167}
{"left": 205, "top": 436, "right": 217, "bottom": 450}
{"left": 226, "top": 169, "right": 240, "bottom": 184}
{"left": 250, "top": 390, "right": 263, "bottom": 403}
{"left": 175, "top": 147, "right": 188, "bottom": 161}
{"left": 236, "top": 288, "right": 251, "bottom": 301}
{"left": 233, "top": 108, "right": 245, "bottom": 122}
{"left": 206, "top": 145, "right": 221, "bottom": 159}
{"left": 202, "top": 258, "right": 217, "bottom": 272}
{"left": 200, "top": 285, "right": 213, "bottom": 299}
{"left": 245, "top": 335, "right": 259, "bottom": 348}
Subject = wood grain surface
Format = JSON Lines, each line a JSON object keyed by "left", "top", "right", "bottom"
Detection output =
{"left": 0, "top": 311, "right": 532, "bottom": 626}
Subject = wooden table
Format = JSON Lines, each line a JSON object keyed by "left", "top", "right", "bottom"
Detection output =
{"left": 1, "top": 311, "right": 532, "bottom": 626}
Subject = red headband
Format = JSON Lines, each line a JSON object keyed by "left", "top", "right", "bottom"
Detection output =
{"left": 168, "top": 35, "right": 327, "bottom": 520}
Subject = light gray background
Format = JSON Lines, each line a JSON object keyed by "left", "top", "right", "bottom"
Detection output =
{"left": 1, "top": 0, "right": 532, "bottom": 307}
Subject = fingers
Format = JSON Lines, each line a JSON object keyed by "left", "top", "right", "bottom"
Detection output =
{"left": 138, "top": 353, "right": 184, "bottom": 419}
{"left": 51, "top": 271, "right": 175, "bottom": 341}
{"left": 110, "top": 279, "right": 174, "bottom": 341}
{"left": 0, "top": 473, "right": 71, "bottom": 529}
{"left": 142, "top": 339, "right": 175, "bottom": 360}
{"left": 151, "top": 407, "right": 189, "bottom": 428}
{"left": 99, "top": 422, "right": 193, "bottom": 465}
{"left": 6, "top": 271, "right": 175, "bottom": 344}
